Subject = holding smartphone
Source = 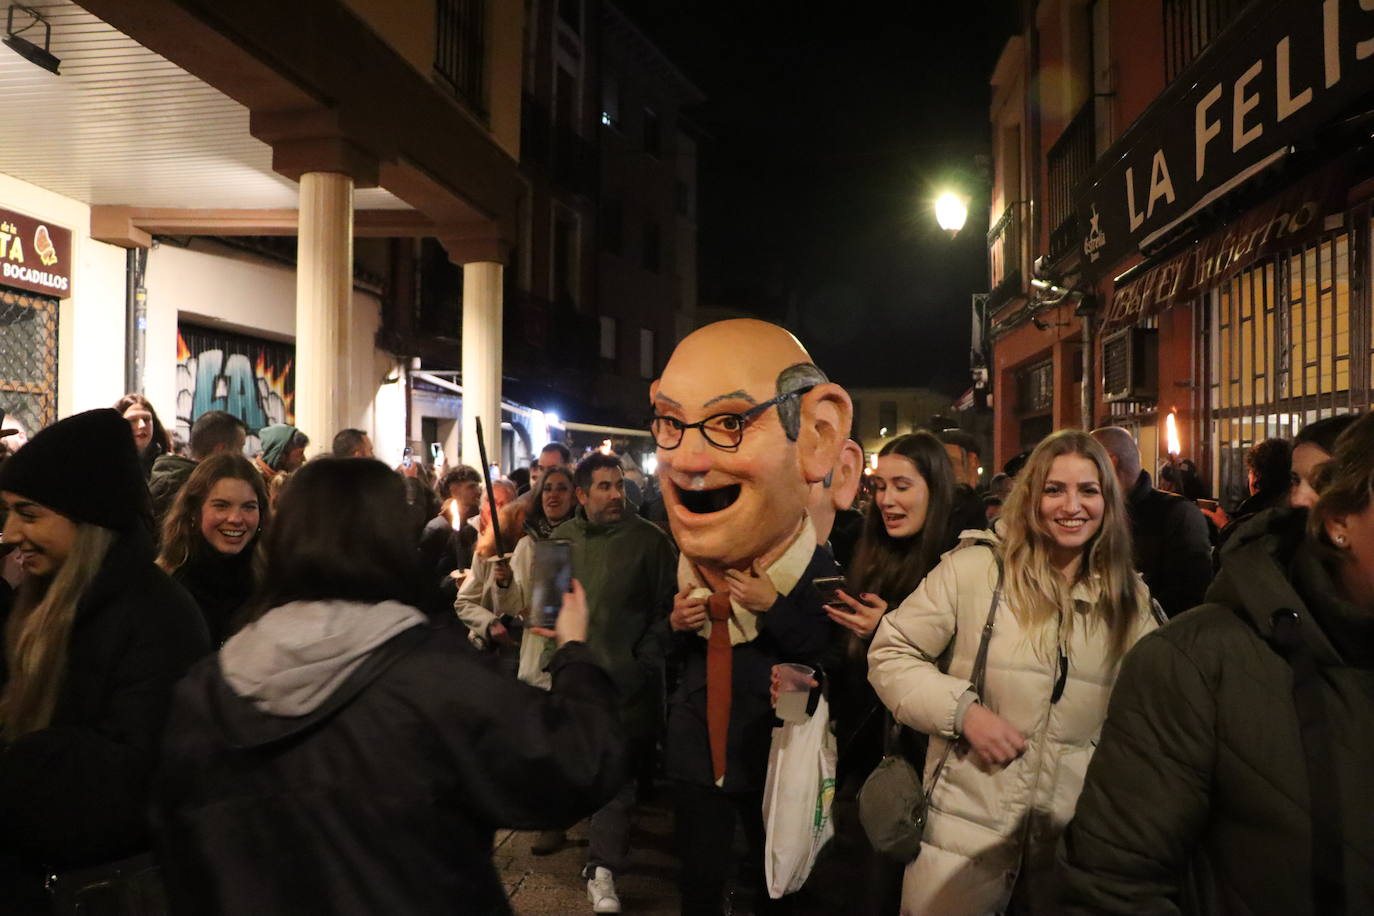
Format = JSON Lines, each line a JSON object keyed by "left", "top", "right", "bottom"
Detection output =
{"left": 402, "top": 446, "right": 413, "bottom": 470}
{"left": 812, "top": 575, "right": 847, "bottom": 607}
{"left": 528, "top": 538, "right": 574, "bottom": 629}
{"left": 1195, "top": 498, "right": 1219, "bottom": 512}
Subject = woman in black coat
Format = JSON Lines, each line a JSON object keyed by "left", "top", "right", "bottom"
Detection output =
{"left": 157, "top": 452, "right": 269, "bottom": 646}
{"left": 155, "top": 457, "right": 626, "bottom": 915}
{"left": 0, "top": 409, "right": 210, "bottom": 913}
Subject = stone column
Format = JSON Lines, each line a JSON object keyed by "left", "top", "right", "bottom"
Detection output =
{"left": 461, "top": 260, "right": 503, "bottom": 470}
{"left": 295, "top": 171, "right": 354, "bottom": 449}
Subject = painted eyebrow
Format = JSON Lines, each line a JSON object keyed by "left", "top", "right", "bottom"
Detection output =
{"left": 702, "top": 389, "right": 758, "bottom": 408}
{"left": 654, "top": 392, "right": 684, "bottom": 409}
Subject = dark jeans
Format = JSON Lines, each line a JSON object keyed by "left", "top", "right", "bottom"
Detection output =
{"left": 673, "top": 780, "right": 793, "bottom": 916}
{"left": 586, "top": 778, "right": 637, "bottom": 875}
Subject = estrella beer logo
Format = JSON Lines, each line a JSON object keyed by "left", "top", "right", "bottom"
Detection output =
{"left": 1082, "top": 205, "right": 1106, "bottom": 263}
{"left": 0, "top": 209, "right": 72, "bottom": 296}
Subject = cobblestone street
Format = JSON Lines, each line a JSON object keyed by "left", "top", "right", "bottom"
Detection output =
{"left": 496, "top": 793, "right": 681, "bottom": 916}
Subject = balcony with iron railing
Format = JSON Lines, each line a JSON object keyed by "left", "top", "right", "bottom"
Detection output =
{"left": 435, "top": 0, "right": 486, "bottom": 117}
{"left": 1045, "top": 100, "right": 1095, "bottom": 265}
{"left": 987, "top": 199, "right": 1031, "bottom": 312}
{"left": 1163, "top": 0, "right": 1247, "bottom": 85}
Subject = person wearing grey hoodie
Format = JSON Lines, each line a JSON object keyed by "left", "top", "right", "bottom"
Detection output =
{"left": 154, "top": 458, "right": 627, "bottom": 915}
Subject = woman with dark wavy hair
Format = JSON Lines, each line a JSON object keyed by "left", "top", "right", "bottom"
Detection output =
{"left": 156, "top": 453, "right": 269, "bottom": 646}
{"left": 113, "top": 394, "right": 171, "bottom": 479}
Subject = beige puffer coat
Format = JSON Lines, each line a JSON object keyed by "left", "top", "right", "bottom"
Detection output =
{"left": 868, "top": 537, "right": 1157, "bottom": 916}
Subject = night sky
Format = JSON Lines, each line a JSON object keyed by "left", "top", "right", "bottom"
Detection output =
{"left": 617, "top": 2, "right": 1018, "bottom": 395}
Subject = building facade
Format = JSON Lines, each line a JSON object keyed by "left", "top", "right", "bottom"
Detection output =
{"left": 0, "top": 0, "right": 700, "bottom": 471}
{"left": 987, "top": 0, "right": 1374, "bottom": 506}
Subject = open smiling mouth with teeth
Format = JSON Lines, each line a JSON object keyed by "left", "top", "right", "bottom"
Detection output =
{"left": 673, "top": 481, "right": 742, "bottom": 514}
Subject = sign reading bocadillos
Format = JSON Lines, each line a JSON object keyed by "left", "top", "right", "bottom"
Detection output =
{"left": 1076, "top": 0, "right": 1374, "bottom": 277}
{"left": 0, "top": 207, "right": 73, "bottom": 298}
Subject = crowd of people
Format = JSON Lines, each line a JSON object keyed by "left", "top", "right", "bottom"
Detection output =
{"left": 0, "top": 368, "right": 1371, "bottom": 916}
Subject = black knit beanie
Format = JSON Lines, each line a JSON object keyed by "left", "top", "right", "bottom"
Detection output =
{"left": 0, "top": 408, "right": 149, "bottom": 531}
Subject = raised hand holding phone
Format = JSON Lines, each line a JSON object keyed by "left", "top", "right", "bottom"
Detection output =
{"left": 529, "top": 578, "right": 588, "bottom": 646}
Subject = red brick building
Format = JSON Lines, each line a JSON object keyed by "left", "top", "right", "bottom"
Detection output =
{"left": 987, "top": 0, "right": 1374, "bottom": 507}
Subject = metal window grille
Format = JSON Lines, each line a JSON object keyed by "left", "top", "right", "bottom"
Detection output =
{"left": 0, "top": 289, "right": 58, "bottom": 436}
{"left": 1019, "top": 359, "right": 1054, "bottom": 413}
{"left": 1163, "top": 0, "right": 1246, "bottom": 84}
{"left": 1204, "top": 215, "right": 1374, "bottom": 507}
{"left": 1045, "top": 101, "right": 1094, "bottom": 263}
{"left": 435, "top": 0, "right": 486, "bottom": 116}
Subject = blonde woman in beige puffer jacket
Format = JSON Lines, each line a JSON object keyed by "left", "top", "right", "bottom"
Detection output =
{"left": 868, "top": 431, "right": 1160, "bottom": 916}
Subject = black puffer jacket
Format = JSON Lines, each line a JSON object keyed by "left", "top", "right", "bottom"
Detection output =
{"left": 1058, "top": 509, "right": 1374, "bottom": 914}
{"left": 156, "top": 616, "right": 626, "bottom": 916}
{"left": 0, "top": 530, "right": 210, "bottom": 909}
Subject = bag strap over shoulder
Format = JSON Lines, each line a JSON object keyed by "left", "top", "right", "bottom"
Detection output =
{"left": 921, "top": 545, "right": 1003, "bottom": 795}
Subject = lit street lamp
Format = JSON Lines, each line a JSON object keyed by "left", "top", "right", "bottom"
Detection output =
{"left": 934, "top": 191, "right": 969, "bottom": 236}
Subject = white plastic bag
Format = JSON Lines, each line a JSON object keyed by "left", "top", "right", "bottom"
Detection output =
{"left": 762, "top": 692, "right": 836, "bottom": 899}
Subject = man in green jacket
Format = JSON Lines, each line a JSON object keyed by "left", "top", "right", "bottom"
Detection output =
{"left": 554, "top": 452, "right": 676, "bottom": 914}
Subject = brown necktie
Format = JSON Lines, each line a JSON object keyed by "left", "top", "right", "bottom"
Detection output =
{"left": 706, "top": 592, "right": 733, "bottom": 785}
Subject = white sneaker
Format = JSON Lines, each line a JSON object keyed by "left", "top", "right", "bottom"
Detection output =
{"left": 586, "top": 866, "right": 621, "bottom": 914}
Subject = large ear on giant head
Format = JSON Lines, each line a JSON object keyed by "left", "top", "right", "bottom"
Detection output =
{"left": 798, "top": 382, "right": 854, "bottom": 485}
{"left": 831, "top": 439, "right": 865, "bottom": 512}
{"left": 649, "top": 378, "right": 660, "bottom": 405}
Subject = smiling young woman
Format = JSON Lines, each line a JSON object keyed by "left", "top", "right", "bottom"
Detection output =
{"left": 157, "top": 452, "right": 270, "bottom": 646}
{"left": 1061, "top": 413, "right": 1374, "bottom": 915}
{"left": 0, "top": 409, "right": 208, "bottom": 909}
{"left": 867, "top": 429, "right": 1158, "bottom": 916}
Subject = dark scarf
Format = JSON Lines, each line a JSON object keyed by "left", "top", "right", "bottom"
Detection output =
{"left": 173, "top": 545, "right": 257, "bottom": 646}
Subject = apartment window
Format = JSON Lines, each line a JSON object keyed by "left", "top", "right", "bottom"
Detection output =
{"left": 675, "top": 178, "right": 692, "bottom": 217}
{"left": 557, "top": 0, "right": 581, "bottom": 34}
{"left": 878, "top": 401, "right": 898, "bottom": 435}
{"left": 553, "top": 213, "right": 578, "bottom": 306}
{"left": 556, "top": 66, "right": 577, "bottom": 130}
{"left": 601, "top": 199, "right": 623, "bottom": 255}
{"left": 601, "top": 73, "right": 620, "bottom": 129}
{"left": 435, "top": 0, "right": 486, "bottom": 116}
{"left": 643, "top": 108, "right": 661, "bottom": 158}
{"left": 642, "top": 221, "right": 661, "bottom": 273}
{"left": 1091, "top": 0, "right": 1113, "bottom": 156}
{"left": 639, "top": 328, "right": 656, "bottom": 379}
{"left": 599, "top": 315, "right": 617, "bottom": 361}
{"left": 1018, "top": 360, "right": 1054, "bottom": 413}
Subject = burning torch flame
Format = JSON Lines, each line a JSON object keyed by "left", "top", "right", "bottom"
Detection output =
{"left": 446, "top": 499, "right": 463, "bottom": 532}
{"left": 598, "top": 438, "right": 614, "bottom": 456}
{"left": 1165, "top": 409, "right": 1181, "bottom": 456}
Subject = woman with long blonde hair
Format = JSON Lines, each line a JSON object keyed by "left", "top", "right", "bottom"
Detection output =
{"left": 868, "top": 429, "right": 1159, "bottom": 915}
{"left": 0, "top": 409, "right": 208, "bottom": 911}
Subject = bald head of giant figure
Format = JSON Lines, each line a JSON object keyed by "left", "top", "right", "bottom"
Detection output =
{"left": 650, "top": 319, "right": 853, "bottom": 581}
